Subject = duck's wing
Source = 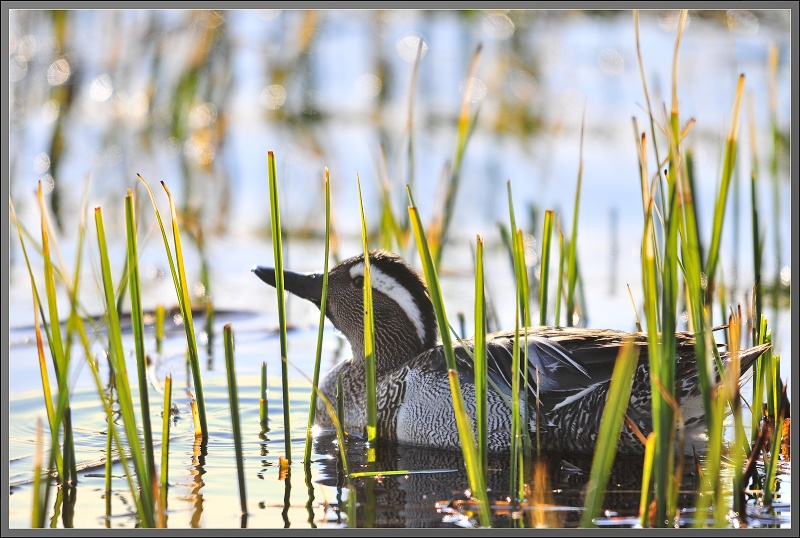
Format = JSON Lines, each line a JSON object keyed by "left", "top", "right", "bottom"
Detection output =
{"left": 406, "top": 331, "right": 597, "bottom": 410}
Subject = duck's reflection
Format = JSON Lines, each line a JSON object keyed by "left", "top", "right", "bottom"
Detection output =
{"left": 311, "top": 434, "right": 703, "bottom": 528}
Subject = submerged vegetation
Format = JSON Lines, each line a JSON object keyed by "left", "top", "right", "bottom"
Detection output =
{"left": 7, "top": 8, "right": 792, "bottom": 529}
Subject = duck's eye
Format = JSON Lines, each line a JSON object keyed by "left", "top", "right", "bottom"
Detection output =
{"left": 352, "top": 275, "right": 364, "bottom": 288}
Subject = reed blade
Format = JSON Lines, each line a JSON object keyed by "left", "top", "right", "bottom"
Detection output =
{"left": 408, "top": 186, "right": 490, "bottom": 527}
{"left": 580, "top": 339, "right": 638, "bottom": 527}
{"left": 266, "top": 151, "right": 292, "bottom": 461}
{"left": 304, "top": 169, "right": 331, "bottom": 463}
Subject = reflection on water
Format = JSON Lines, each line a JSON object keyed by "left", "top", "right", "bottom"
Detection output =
{"left": 7, "top": 309, "right": 792, "bottom": 528}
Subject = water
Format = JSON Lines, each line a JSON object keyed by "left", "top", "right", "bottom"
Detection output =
{"left": 7, "top": 8, "right": 793, "bottom": 529}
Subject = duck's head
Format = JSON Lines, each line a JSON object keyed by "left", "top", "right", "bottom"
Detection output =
{"left": 253, "top": 250, "right": 438, "bottom": 366}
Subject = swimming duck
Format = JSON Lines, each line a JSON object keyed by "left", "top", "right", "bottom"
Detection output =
{"left": 253, "top": 250, "right": 768, "bottom": 455}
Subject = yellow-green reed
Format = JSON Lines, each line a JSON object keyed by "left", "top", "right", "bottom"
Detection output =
{"left": 37, "top": 184, "right": 75, "bottom": 486}
{"left": 13, "top": 191, "right": 148, "bottom": 524}
{"left": 705, "top": 75, "right": 745, "bottom": 301}
{"left": 580, "top": 339, "right": 638, "bottom": 527}
{"left": 155, "top": 304, "right": 165, "bottom": 354}
{"left": 266, "top": 151, "right": 292, "bottom": 461}
{"left": 337, "top": 375, "right": 346, "bottom": 441}
{"left": 473, "top": 236, "right": 488, "bottom": 480}
{"left": 555, "top": 224, "right": 565, "bottom": 326}
{"left": 260, "top": 362, "right": 268, "bottom": 431}
{"left": 407, "top": 186, "right": 490, "bottom": 528}
{"left": 125, "top": 190, "right": 157, "bottom": 488}
{"left": 539, "top": 210, "right": 555, "bottom": 326}
{"left": 105, "top": 375, "right": 114, "bottom": 522}
{"left": 304, "top": 169, "right": 331, "bottom": 464}
{"left": 223, "top": 324, "right": 247, "bottom": 516}
{"left": 159, "top": 374, "right": 172, "bottom": 525}
{"left": 95, "top": 206, "right": 155, "bottom": 527}
{"left": 638, "top": 433, "right": 657, "bottom": 527}
{"left": 357, "top": 174, "right": 379, "bottom": 448}
{"left": 138, "top": 175, "right": 208, "bottom": 440}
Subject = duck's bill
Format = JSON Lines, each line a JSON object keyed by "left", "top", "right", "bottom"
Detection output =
{"left": 252, "top": 266, "right": 323, "bottom": 306}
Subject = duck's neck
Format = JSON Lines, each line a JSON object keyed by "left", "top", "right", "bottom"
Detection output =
{"left": 349, "top": 325, "right": 431, "bottom": 372}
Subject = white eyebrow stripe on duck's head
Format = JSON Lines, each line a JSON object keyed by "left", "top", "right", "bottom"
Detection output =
{"left": 349, "top": 262, "right": 426, "bottom": 344}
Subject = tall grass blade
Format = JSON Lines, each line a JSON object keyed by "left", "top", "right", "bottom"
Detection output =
{"left": 37, "top": 184, "right": 74, "bottom": 486}
{"left": 638, "top": 433, "right": 656, "bottom": 527}
{"left": 705, "top": 74, "right": 745, "bottom": 298}
{"left": 580, "top": 339, "right": 638, "bottom": 527}
{"left": 223, "top": 324, "right": 248, "bottom": 516}
{"left": 95, "top": 206, "right": 155, "bottom": 527}
{"left": 473, "top": 236, "right": 488, "bottom": 480}
{"left": 105, "top": 375, "right": 115, "bottom": 524}
{"left": 304, "top": 169, "right": 331, "bottom": 463}
{"left": 357, "top": 174, "right": 378, "bottom": 449}
{"left": 539, "top": 210, "right": 554, "bottom": 326}
{"left": 266, "top": 151, "right": 292, "bottom": 461}
{"left": 125, "top": 190, "right": 156, "bottom": 489}
{"left": 407, "top": 187, "right": 490, "bottom": 527}
{"left": 162, "top": 182, "right": 208, "bottom": 439}
{"left": 138, "top": 174, "right": 208, "bottom": 440}
{"left": 159, "top": 374, "right": 172, "bottom": 527}
{"left": 555, "top": 224, "right": 565, "bottom": 326}
{"left": 155, "top": 304, "right": 165, "bottom": 354}
{"left": 260, "top": 362, "right": 269, "bottom": 432}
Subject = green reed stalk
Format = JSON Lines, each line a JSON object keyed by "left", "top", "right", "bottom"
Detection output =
{"left": 105, "top": 374, "right": 114, "bottom": 523}
{"left": 566, "top": 113, "right": 585, "bottom": 327}
{"left": 125, "top": 191, "right": 156, "bottom": 488}
{"left": 539, "top": 210, "right": 554, "bottom": 326}
{"left": 164, "top": 182, "right": 208, "bottom": 437}
{"left": 407, "top": 187, "right": 490, "bottom": 527}
{"left": 260, "top": 362, "right": 268, "bottom": 431}
{"left": 357, "top": 174, "right": 379, "bottom": 448}
{"left": 433, "top": 44, "right": 482, "bottom": 266}
{"left": 155, "top": 305, "right": 165, "bottom": 354}
{"left": 266, "top": 152, "right": 292, "bottom": 461}
{"left": 337, "top": 375, "right": 346, "bottom": 443}
{"left": 138, "top": 175, "right": 208, "bottom": 440}
{"left": 160, "top": 374, "right": 172, "bottom": 523}
{"left": 305, "top": 170, "right": 331, "bottom": 463}
{"left": 37, "top": 184, "right": 75, "bottom": 486}
{"left": 474, "top": 236, "right": 488, "bottom": 480}
{"left": 514, "top": 230, "right": 532, "bottom": 461}
{"left": 223, "top": 324, "right": 247, "bottom": 516}
{"left": 638, "top": 433, "right": 656, "bottom": 527}
{"left": 705, "top": 75, "right": 745, "bottom": 301}
{"left": 95, "top": 207, "right": 155, "bottom": 527}
{"left": 555, "top": 225, "right": 565, "bottom": 326}
{"left": 581, "top": 339, "right": 638, "bottom": 527}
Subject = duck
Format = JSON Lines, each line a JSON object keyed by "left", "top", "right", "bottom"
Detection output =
{"left": 253, "top": 250, "right": 769, "bottom": 455}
